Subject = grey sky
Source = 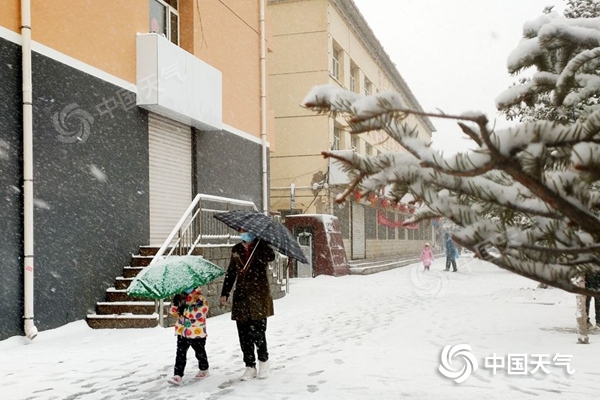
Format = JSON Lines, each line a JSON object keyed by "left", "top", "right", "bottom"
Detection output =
{"left": 352, "top": 0, "right": 564, "bottom": 152}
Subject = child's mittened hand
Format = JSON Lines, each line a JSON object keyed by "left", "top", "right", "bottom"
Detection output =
{"left": 173, "top": 294, "right": 182, "bottom": 306}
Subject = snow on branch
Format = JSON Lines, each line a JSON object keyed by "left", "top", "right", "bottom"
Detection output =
{"left": 302, "top": 45, "right": 600, "bottom": 295}
{"left": 300, "top": 8, "right": 600, "bottom": 295}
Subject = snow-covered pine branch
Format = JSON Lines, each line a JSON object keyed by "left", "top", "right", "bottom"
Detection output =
{"left": 302, "top": 78, "right": 600, "bottom": 296}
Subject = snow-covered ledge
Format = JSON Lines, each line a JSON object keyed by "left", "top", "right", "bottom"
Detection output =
{"left": 136, "top": 33, "right": 222, "bottom": 131}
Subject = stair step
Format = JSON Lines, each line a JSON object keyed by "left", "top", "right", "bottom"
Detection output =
{"left": 106, "top": 288, "right": 159, "bottom": 302}
{"left": 130, "top": 255, "right": 154, "bottom": 267}
{"left": 86, "top": 313, "right": 159, "bottom": 329}
{"left": 114, "top": 277, "right": 134, "bottom": 290}
{"left": 95, "top": 301, "right": 171, "bottom": 315}
{"left": 348, "top": 257, "right": 418, "bottom": 275}
{"left": 123, "top": 266, "right": 145, "bottom": 278}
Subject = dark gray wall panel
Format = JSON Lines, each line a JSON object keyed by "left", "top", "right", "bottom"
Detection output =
{"left": 0, "top": 38, "right": 25, "bottom": 339}
{"left": 30, "top": 52, "right": 150, "bottom": 333}
{"left": 0, "top": 35, "right": 151, "bottom": 339}
{"left": 195, "top": 129, "right": 269, "bottom": 210}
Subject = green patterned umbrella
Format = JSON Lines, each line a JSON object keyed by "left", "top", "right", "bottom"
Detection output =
{"left": 127, "top": 255, "right": 225, "bottom": 299}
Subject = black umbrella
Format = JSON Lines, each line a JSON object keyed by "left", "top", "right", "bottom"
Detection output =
{"left": 214, "top": 210, "right": 309, "bottom": 264}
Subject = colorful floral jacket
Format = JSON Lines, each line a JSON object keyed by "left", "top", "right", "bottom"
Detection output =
{"left": 170, "top": 288, "right": 209, "bottom": 339}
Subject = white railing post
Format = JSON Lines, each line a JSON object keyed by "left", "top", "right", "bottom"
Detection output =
{"left": 286, "top": 260, "right": 290, "bottom": 294}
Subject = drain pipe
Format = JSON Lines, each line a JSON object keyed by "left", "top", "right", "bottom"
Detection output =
{"left": 259, "top": 0, "right": 268, "bottom": 214}
{"left": 21, "top": 0, "right": 38, "bottom": 340}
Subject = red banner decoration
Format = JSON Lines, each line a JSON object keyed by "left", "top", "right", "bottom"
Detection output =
{"left": 376, "top": 212, "right": 402, "bottom": 228}
{"left": 404, "top": 222, "right": 420, "bottom": 230}
{"left": 377, "top": 211, "right": 420, "bottom": 229}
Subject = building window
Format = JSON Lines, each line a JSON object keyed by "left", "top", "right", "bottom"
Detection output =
{"left": 351, "top": 135, "right": 358, "bottom": 151}
{"left": 365, "top": 143, "right": 373, "bottom": 156}
{"left": 350, "top": 63, "right": 358, "bottom": 92}
{"left": 333, "top": 125, "right": 341, "bottom": 150}
{"left": 387, "top": 211, "right": 396, "bottom": 240}
{"left": 150, "top": 0, "right": 179, "bottom": 45}
{"left": 365, "top": 206, "right": 377, "bottom": 239}
{"left": 364, "top": 78, "right": 372, "bottom": 96}
{"left": 332, "top": 46, "right": 340, "bottom": 81}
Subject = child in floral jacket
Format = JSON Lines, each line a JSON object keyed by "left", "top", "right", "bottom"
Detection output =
{"left": 167, "top": 286, "right": 210, "bottom": 386}
{"left": 420, "top": 243, "right": 435, "bottom": 271}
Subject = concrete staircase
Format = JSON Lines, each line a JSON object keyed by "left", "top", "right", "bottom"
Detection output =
{"left": 347, "top": 253, "right": 445, "bottom": 275}
{"left": 348, "top": 255, "right": 420, "bottom": 275}
{"left": 86, "top": 245, "right": 289, "bottom": 329}
{"left": 85, "top": 246, "right": 202, "bottom": 329}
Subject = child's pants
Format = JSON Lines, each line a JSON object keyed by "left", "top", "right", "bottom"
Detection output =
{"left": 174, "top": 336, "right": 209, "bottom": 376}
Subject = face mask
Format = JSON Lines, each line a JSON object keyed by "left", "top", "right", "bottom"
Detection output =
{"left": 184, "top": 287, "right": 194, "bottom": 294}
{"left": 240, "top": 232, "right": 256, "bottom": 242}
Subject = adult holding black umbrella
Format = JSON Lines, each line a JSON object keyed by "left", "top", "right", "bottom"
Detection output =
{"left": 215, "top": 210, "right": 308, "bottom": 381}
{"left": 219, "top": 228, "right": 275, "bottom": 381}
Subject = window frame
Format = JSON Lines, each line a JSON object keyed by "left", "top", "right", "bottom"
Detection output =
{"left": 333, "top": 125, "right": 341, "bottom": 150}
{"left": 150, "top": 0, "right": 180, "bottom": 46}
{"left": 350, "top": 63, "right": 358, "bottom": 92}
{"left": 351, "top": 135, "right": 359, "bottom": 151}
{"left": 364, "top": 78, "right": 372, "bottom": 96}
{"left": 332, "top": 47, "right": 340, "bottom": 81}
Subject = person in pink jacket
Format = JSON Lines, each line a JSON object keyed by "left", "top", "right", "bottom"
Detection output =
{"left": 420, "top": 243, "right": 435, "bottom": 271}
{"left": 167, "top": 286, "right": 210, "bottom": 386}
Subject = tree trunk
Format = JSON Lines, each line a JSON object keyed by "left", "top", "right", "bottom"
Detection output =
{"left": 576, "top": 275, "right": 589, "bottom": 344}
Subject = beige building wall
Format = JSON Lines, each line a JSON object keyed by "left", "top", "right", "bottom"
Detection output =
{"left": 1, "top": 0, "right": 147, "bottom": 84}
{"left": 182, "top": 0, "right": 274, "bottom": 137}
{"left": 268, "top": 0, "right": 437, "bottom": 259}
{"left": 1, "top": 0, "right": 272, "bottom": 139}
{"left": 268, "top": 0, "right": 331, "bottom": 213}
{"left": 268, "top": 0, "right": 435, "bottom": 216}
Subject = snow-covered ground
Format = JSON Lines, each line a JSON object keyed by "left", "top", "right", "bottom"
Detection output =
{"left": 2, "top": 256, "right": 599, "bottom": 400}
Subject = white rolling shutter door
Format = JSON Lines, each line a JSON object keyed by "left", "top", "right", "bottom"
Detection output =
{"left": 351, "top": 203, "right": 366, "bottom": 259}
{"left": 148, "top": 114, "right": 192, "bottom": 246}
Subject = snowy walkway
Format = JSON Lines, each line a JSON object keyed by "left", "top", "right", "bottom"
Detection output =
{"left": 1, "top": 256, "right": 599, "bottom": 400}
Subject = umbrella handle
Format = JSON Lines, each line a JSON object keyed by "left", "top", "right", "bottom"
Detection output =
{"left": 239, "top": 239, "right": 261, "bottom": 279}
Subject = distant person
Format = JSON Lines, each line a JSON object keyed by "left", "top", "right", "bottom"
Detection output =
{"left": 444, "top": 233, "right": 458, "bottom": 272}
{"left": 586, "top": 271, "right": 600, "bottom": 328}
{"left": 221, "top": 228, "right": 276, "bottom": 380}
{"left": 420, "top": 243, "right": 434, "bottom": 271}
{"left": 167, "top": 286, "right": 210, "bottom": 386}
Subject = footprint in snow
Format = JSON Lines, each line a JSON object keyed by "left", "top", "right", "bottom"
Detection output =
{"left": 307, "top": 384, "right": 319, "bottom": 393}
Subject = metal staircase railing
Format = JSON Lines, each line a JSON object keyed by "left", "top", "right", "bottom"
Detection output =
{"left": 153, "top": 194, "right": 258, "bottom": 326}
{"left": 153, "top": 193, "right": 258, "bottom": 260}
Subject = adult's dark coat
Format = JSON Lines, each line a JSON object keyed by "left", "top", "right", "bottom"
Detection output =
{"left": 221, "top": 240, "right": 276, "bottom": 321}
